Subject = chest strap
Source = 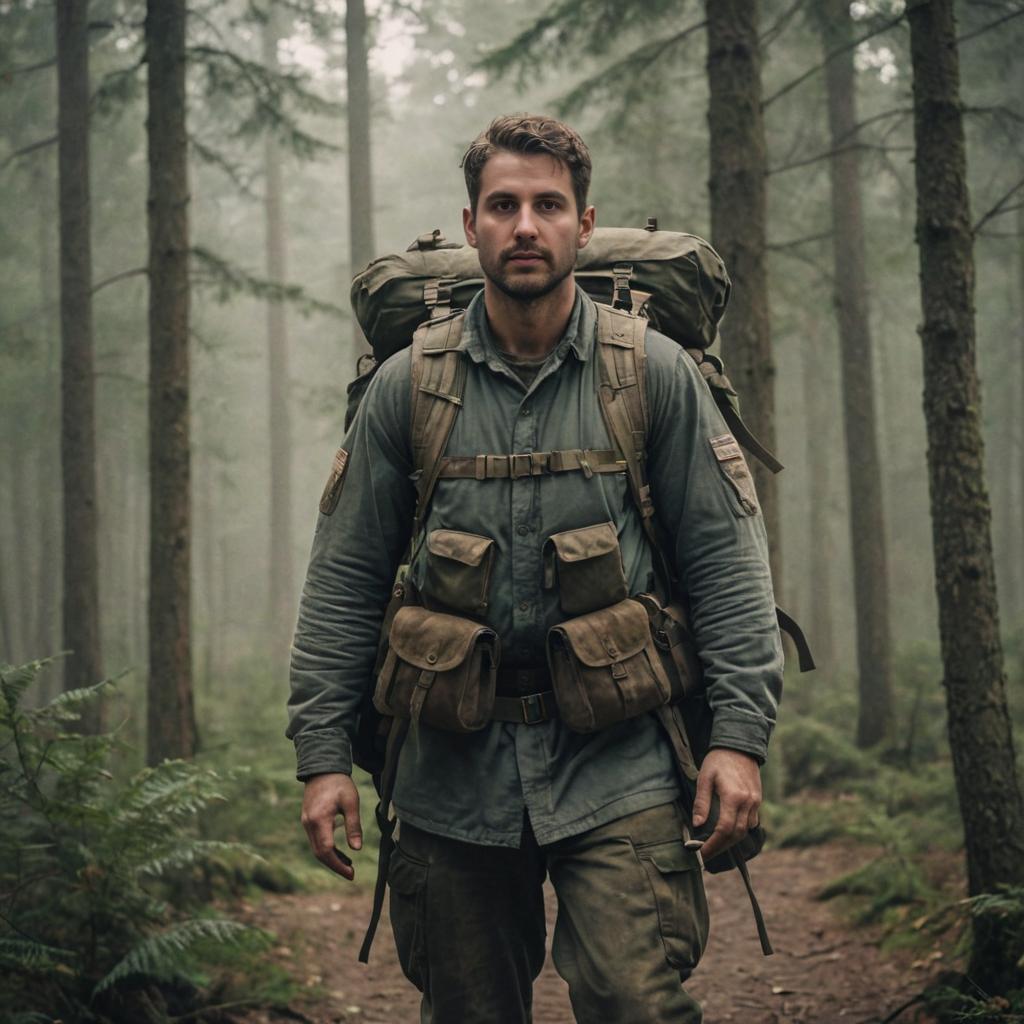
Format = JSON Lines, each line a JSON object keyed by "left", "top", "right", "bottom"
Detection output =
{"left": 438, "top": 448, "right": 625, "bottom": 480}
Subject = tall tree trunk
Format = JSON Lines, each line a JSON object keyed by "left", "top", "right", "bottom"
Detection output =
{"left": 1018, "top": 201, "right": 1024, "bottom": 624}
{"left": 908, "top": 0, "right": 1024, "bottom": 993}
{"left": 262, "top": 15, "right": 295, "bottom": 666}
{"left": 146, "top": 0, "right": 196, "bottom": 763}
{"left": 57, "top": 0, "right": 103, "bottom": 729}
{"left": 704, "top": 0, "right": 781, "bottom": 585}
{"left": 819, "top": 0, "right": 893, "bottom": 748}
{"left": 346, "top": 0, "right": 375, "bottom": 352}
{"left": 801, "top": 328, "right": 836, "bottom": 677}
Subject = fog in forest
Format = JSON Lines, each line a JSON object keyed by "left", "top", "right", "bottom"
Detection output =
{"left": 2, "top": 0, "right": 1023, "bottom": 1021}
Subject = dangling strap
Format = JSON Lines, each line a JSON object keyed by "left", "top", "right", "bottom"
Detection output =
{"left": 730, "top": 850, "right": 774, "bottom": 956}
{"left": 359, "top": 716, "right": 411, "bottom": 963}
{"left": 776, "top": 606, "right": 815, "bottom": 672}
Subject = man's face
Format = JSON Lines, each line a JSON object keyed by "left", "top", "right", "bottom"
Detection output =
{"left": 463, "top": 151, "right": 595, "bottom": 303}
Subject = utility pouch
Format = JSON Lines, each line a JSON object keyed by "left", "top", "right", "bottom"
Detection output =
{"left": 423, "top": 529, "right": 496, "bottom": 615}
{"left": 633, "top": 593, "right": 703, "bottom": 704}
{"left": 543, "top": 521, "right": 629, "bottom": 616}
{"left": 546, "top": 598, "right": 673, "bottom": 733}
{"left": 373, "top": 605, "right": 499, "bottom": 732}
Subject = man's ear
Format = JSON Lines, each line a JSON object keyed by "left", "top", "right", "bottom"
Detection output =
{"left": 463, "top": 206, "right": 478, "bottom": 248}
{"left": 577, "top": 204, "right": 596, "bottom": 250}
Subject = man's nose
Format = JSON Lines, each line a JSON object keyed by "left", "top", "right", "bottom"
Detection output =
{"left": 514, "top": 207, "right": 538, "bottom": 239}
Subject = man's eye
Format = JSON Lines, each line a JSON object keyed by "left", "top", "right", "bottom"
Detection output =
{"left": 493, "top": 200, "right": 515, "bottom": 212}
{"left": 539, "top": 200, "right": 560, "bottom": 212}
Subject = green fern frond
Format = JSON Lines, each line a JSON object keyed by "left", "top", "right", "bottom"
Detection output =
{"left": 0, "top": 936, "right": 75, "bottom": 971}
{"left": 136, "top": 839, "right": 265, "bottom": 878}
{"left": 93, "top": 918, "right": 256, "bottom": 995}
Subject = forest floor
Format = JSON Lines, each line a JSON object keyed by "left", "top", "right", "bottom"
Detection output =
{"left": 233, "top": 839, "right": 953, "bottom": 1024}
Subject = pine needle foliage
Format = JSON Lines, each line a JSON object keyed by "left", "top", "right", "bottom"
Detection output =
{"left": 0, "top": 659, "right": 274, "bottom": 1023}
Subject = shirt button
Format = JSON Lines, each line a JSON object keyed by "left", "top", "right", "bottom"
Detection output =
{"left": 520, "top": 407, "right": 531, "bottom": 417}
{"left": 516, "top": 524, "right": 529, "bottom": 536}
{"left": 518, "top": 600, "right": 530, "bottom": 612}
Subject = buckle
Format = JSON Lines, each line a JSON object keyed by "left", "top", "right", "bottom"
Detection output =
{"left": 520, "top": 692, "right": 548, "bottom": 725}
{"left": 511, "top": 453, "right": 532, "bottom": 479}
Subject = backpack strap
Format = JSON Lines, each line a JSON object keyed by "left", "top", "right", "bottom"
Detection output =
{"left": 409, "top": 310, "right": 469, "bottom": 542}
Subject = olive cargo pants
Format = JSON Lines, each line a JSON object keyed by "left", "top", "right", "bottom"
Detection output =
{"left": 387, "top": 801, "right": 708, "bottom": 1023}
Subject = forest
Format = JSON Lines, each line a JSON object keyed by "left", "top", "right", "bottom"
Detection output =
{"left": 1, "top": 0, "right": 1023, "bottom": 1021}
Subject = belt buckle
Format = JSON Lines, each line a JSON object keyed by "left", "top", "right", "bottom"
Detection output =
{"left": 520, "top": 692, "right": 547, "bottom": 725}
{"left": 511, "top": 453, "right": 532, "bottom": 479}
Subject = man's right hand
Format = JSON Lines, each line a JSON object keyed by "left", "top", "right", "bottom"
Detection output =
{"left": 301, "top": 772, "right": 362, "bottom": 880}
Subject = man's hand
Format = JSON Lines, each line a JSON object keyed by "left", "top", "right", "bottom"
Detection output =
{"left": 301, "top": 772, "right": 363, "bottom": 880}
{"left": 691, "top": 748, "right": 762, "bottom": 862}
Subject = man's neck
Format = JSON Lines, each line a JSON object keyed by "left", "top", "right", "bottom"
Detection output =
{"left": 482, "top": 277, "right": 577, "bottom": 359}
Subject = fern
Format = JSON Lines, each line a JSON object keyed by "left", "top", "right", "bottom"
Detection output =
{"left": 0, "top": 936, "right": 73, "bottom": 971}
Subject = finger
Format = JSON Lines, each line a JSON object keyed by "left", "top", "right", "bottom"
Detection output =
{"left": 338, "top": 785, "right": 363, "bottom": 851}
{"left": 691, "top": 769, "right": 714, "bottom": 828}
{"left": 320, "top": 846, "right": 356, "bottom": 881}
{"left": 701, "top": 798, "right": 742, "bottom": 861}
{"left": 747, "top": 804, "right": 761, "bottom": 832}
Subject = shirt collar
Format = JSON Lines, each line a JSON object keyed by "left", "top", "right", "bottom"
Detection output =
{"left": 457, "top": 284, "right": 596, "bottom": 366}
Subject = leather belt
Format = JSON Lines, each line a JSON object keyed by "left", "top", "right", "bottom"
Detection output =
{"left": 492, "top": 690, "right": 559, "bottom": 725}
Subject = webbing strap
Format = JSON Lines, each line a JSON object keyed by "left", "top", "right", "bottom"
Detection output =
{"left": 732, "top": 851, "right": 774, "bottom": 956}
{"left": 438, "top": 449, "right": 624, "bottom": 480}
{"left": 359, "top": 716, "right": 410, "bottom": 963}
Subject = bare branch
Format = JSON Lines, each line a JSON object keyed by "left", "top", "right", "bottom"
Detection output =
{"left": 973, "top": 174, "right": 1024, "bottom": 234}
{"left": 763, "top": 11, "right": 907, "bottom": 109}
{"left": 0, "top": 57, "right": 56, "bottom": 78}
{"left": 767, "top": 141, "right": 911, "bottom": 177}
{"left": 833, "top": 107, "right": 912, "bottom": 147}
{"left": 767, "top": 230, "right": 833, "bottom": 251}
{"left": 957, "top": 6, "right": 1024, "bottom": 43}
{"left": 92, "top": 268, "right": 148, "bottom": 294}
{"left": 760, "top": 0, "right": 806, "bottom": 48}
{"left": 1, "top": 135, "right": 57, "bottom": 171}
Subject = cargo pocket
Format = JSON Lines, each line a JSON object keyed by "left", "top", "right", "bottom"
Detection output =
{"left": 424, "top": 529, "right": 495, "bottom": 615}
{"left": 543, "top": 521, "right": 628, "bottom": 616}
{"left": 373, "top": 605, "right": 500, "bottom": 732}
{"left": 547, "top": 598, "right": 673, "bottom": 732}
{"left": 388, "top": 845, "right": 429, "bottom": 992}
{"left": 709, "top": 433, "right": 759, "bottom": 517}
{"left": 634, "top": 839, "right": 709, "bottom": 976}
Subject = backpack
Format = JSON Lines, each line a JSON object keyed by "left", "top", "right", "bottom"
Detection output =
{"left": 349, "top": 226, "right": 814, "bottom": 962}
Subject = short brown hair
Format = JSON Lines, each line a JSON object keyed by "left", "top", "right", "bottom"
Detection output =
{"left": 461, "top": 114, "right": 592, "bottom": 215}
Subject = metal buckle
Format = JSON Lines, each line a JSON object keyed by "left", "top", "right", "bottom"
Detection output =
{"left": 511, "top": 453, "right": 532, "bottom": 479}
{"left": 520, "top": 693, "right": 547, "bottom": 725}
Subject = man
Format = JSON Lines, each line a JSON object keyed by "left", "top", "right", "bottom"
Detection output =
{"left": 287, "top": 114, "right": 783, "bottom": 1023}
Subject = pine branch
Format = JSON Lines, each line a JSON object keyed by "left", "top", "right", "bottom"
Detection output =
{"left": 767, "top": 141, "right": 912, "bottom": 176}
{"left": 832, "top": 107, "right": 912, "bottom": 148}
{"left": 957, "top": 6, "right": 1024, "bottom": 43}
{"left": 190, "top": 246, "right": 347, "bottom": 320}
{"left": 1, "top": 136, "right": 57, "bottom": 172}
{"left": 767, "top": 230, "right": 833, "bottom": 251}
{"left": 189, "top": 136, "right": 260, "bottom": 198}
{"left": 0, "top": 57, "right": 57, "bottom": 78}
{"left": 763, "top": 11, "right": 907, "bottom": 109}
{"left": 93, "top": 268, "right": 147, "bottom": 294}
{"left": 760, "top": 0, "right": 807, "bottom": 48}
{"left": 973, "top": 174, "right": 1024, "bottom": 234}
{"left": 554, "top": 21, "right": 707, "bottom": 116}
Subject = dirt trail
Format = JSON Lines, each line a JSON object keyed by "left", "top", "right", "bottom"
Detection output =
{"left": 238, "top": 843, "right": 942, "bottom": 1024}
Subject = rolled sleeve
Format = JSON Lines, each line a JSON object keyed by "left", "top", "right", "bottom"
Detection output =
{"left": 286, "top": 351, "right": 415, "bottom": 780}
{"left": 644, "top": 336, "right": 784, "bottom": 764}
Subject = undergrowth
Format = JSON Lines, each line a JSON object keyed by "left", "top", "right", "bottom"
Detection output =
{"left": 0, "top": 658, "right": 297, "bottom": 1023}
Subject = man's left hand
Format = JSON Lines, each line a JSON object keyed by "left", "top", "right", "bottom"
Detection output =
{"left": 691, "top": 748, "right": 762, "bottom": 862}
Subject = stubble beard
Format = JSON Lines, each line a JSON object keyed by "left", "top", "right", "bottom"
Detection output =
{"left": 483, "top": 250, "right": 576, "bottom": 304}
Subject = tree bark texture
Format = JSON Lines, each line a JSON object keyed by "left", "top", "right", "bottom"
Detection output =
{"left": 262, "top": 16, "right": 295, "bottom": 665}
{"left": 57, "top": 0, "right": 103, "bottom": 729}
{"left": 346, "top": 0, "right": 375, "bottom": 352}
{"left": 146, "top": 0, "right": 196, "bottom": 764}
{"left": 704, "top": 0, "right": 780, "bottom": 578}
{"left": 908, "top": 0, "right": 1024, "bottom": 991}
{"left": 819, "top": 0, "right": 893, "bottom": 748}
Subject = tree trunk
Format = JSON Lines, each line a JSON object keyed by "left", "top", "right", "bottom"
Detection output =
{"left": 346, "top": 0, "right": 375, "bottom": 352}
{"left": 1018, "top": 201, "right": 1024, "bottom": 624}
{"left": 819, "top": 0, "right": 893, "bottom": 748}
{"left": 262, "top": 15, "right": 295, "bottom": 666}
{"left": 908, "top": 0, "right": 1024, "bottom": 992}
{"left": 704, "top": 0, "right": 780, "bottom": 583}
{"left": 57, "top": 0, "right": 103, "bottom": 729}
{"left": 801, "top": 328, "right": 836, "bottom": 677}
{"left": 146, "top": 0, "right": 196, "bottom": 763}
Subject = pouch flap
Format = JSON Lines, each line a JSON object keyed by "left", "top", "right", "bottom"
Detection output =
{"left": 389, "top": 605, "right": 497, "bottom": 672}
{"left": 553, "top": 599, "right": 649, "bottom": 667}
{"left": 547, "top": 521, "right": 619, "bottom": 564}
{"left": 426, "top": 529, "right": 493, "bottom": 567}
{"left": 641, "top": 840, "right": 698, "bottom": 874}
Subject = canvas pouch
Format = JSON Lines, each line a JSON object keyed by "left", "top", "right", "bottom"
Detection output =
{"left": 546, "top": 598, "right": 673, "bottom": 733}
{"left": 373, "top": 605, "right": 499, "bottom": 732}
{"left": 423, "top": 529, "right": 495, "bottom": 616}
{"left": 543, "top": 521, "right": 629, "bottom": 617}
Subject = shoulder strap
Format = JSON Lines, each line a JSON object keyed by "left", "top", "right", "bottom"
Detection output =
{"left": 409, "top": 310, "right": 468, "bottom": 540}
{"left": 594, "top": 304, "right": 674, "bottom": 590}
